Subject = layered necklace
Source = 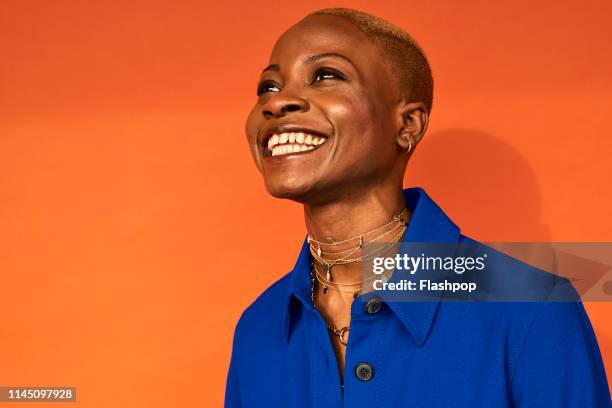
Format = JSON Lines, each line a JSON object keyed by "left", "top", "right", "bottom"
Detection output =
{"left": 309, "top": 208, "right": 409, "bottom": 346}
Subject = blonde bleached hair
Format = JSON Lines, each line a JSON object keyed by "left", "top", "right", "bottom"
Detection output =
{"left": 306, "top": 8, "right": 434, "bottom": 114}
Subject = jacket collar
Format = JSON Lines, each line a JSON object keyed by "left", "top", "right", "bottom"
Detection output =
{"left": 282, "top": 187, "right": 461, "bottom": 346}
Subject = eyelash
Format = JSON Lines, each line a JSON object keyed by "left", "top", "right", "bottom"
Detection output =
{"left": 256, "top": 67, "right": 347, "bottom": 96}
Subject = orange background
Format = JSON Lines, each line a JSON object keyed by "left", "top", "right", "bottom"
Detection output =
{"left": 1, "top": 1, "right": 610, "bottom": 406}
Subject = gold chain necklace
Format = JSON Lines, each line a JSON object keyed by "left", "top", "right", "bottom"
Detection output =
{"left": 308, "top": 208, "right": 407, "bottom": 247}
{"left": 310, "top": 261, "right": 351, "bottom": 346}
{"left": 310, "top": 223, "right": 407, "bottom": 286}
{"left": 312, "top": 260, "right": 391, "bottom": 297}
{"left": 310, "top": 224, "right": 406, "bottom": 266}
{"left": 308, "top": 208, "right": 410, "bottom": 347}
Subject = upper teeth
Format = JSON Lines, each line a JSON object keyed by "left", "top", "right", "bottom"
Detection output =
{"left": 267, "top": 132, "right": 327, "bottom": 156}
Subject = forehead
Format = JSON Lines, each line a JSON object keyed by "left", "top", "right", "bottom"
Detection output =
{"left": 269, "top": 14, "right": 387, "bottom": 77}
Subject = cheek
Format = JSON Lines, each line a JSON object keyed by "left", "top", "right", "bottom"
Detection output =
{"left": 327, "top": 92, "right": 387, "bottom": 148}
{"left": 328, "top": 95, "right": 378, "bottom": 131}
{"left": 324, "top": 92, "right": 398, "bottom": 176}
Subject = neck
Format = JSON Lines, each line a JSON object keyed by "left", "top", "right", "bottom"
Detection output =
{"left": 303, "top": 184, "right": 408, "bottom": 284}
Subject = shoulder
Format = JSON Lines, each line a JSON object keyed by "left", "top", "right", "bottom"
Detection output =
{"left": 225, "top": 271, "right": 297, "bottom": 402}
{"left": 507, "top": 284, "right": 609, "bottom": 404}
{"left": 446, "top": 236, "right": 582, "bottom": 345}
{"left": 455, "top": 236, "right": 600, "bottom": 372}
{"left": 458, "top": 235, "right": 579, "bottom": 302}
{"left": 232, "top": 271, "right": 293, "bottom": 345}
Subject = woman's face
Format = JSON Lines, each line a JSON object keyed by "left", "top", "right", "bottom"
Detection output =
{"left": 245, "top": 14, "right": 403, "bottom": 203}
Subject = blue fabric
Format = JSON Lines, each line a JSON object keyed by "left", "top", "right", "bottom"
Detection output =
{"left": 225, "top": 187, "right": 611, "bottom": 407}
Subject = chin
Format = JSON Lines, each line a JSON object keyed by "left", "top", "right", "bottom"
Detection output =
{"left": 263, "top": 175, "right": 317, "bottom": 202}
{"left": 265, "top": 182, "right": 310, "bottom": 201}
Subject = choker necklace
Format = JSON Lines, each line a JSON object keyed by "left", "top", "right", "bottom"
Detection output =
{"left": 308, "top": 208, "right": 409, "bottom": 284}
{"left": 308, "top": 208, "right": 407, "bottom": 248}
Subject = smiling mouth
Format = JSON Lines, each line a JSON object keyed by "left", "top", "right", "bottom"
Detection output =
{"left": 263, "top": 131, "right": 328, "bottom": 157}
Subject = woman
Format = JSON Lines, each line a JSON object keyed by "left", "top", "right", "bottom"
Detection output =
{"left": 225, "top": 7, "right": 610, "bottom": 407}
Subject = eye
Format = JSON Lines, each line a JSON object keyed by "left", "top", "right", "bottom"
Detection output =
{"left": 312, "top": 67, "right": 347, "bottom": 83}
{"left": 257, "top": 80, "right": 281, "bottom": 96}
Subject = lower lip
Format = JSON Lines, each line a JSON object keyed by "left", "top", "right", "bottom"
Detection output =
{"left": 262, "top": 141, "right": 327, "bottom": 163}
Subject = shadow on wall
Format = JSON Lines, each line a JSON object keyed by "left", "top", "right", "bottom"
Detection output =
{"left": 406, "top": 129, "right": 612, "bottom": 374}
{"left": 405, "top": 128, "right": 550, "bottom": 242}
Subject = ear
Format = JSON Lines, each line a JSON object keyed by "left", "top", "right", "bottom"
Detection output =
{"left": 395, "top": 101, "right": 429, "bottom": 150}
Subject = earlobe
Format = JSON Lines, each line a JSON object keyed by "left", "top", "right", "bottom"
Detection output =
{"left": 395, "top": 101, "right": 428, "bottom": 151}
{"left": 399, "top": 135, "right": 413, "bottom": 154}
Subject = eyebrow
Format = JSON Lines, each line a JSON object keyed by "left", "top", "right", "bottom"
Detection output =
{"left": 261, "top": 52, "right": 357, "bottom": 74}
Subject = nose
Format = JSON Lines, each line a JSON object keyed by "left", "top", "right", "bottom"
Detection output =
{"left": 261, "top": 92, "right": 309, "bottom": 119}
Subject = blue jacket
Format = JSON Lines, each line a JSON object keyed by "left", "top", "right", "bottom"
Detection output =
{"left": 225, "top": 187, "right": 610, "bottom": 407}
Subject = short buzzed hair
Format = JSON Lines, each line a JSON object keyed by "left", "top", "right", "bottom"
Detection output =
{"left": 307, "top": 8, "right": 434, "bottom": 114}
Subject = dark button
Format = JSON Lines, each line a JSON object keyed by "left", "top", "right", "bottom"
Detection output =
{"left": 355, "top": 362, "right": 374, "bottom": 381}
{"left": 365, "top": 297, "right": 383, "bottom": 314}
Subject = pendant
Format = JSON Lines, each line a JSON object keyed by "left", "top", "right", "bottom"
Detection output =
{"left": 325, "top": 264, "right": 332, "bottom": 282}
{"left": 337, "top": 327, "right": 349, "bottom": 346}
{"left": 317, "top": 245, "right": 321, "bottom": 256}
